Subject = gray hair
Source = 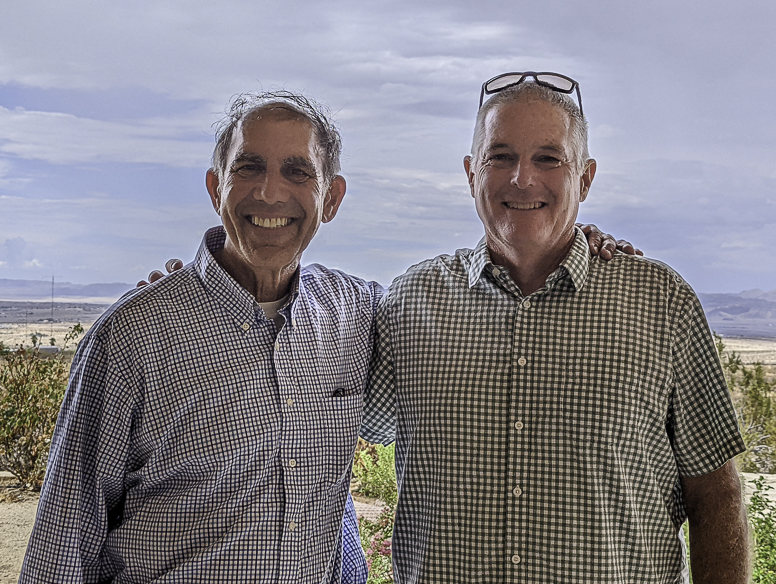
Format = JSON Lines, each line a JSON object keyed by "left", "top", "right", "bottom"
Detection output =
{"left": 211, "top": 90, "right": 342, "bottom": 188}
{"left": 471, "top": 83, "right": 590, "bottom": 172}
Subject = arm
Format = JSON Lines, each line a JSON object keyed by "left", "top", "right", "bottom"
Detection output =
{"left": 19, "top": 329, "right": 134, "bottom": 583}
{"left": 680, "top": 460, "right": 750, "bottom": 583}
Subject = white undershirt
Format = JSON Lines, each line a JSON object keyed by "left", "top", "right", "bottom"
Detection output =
{"left": 258, "top": 295, "right": 290, "bottom": 331}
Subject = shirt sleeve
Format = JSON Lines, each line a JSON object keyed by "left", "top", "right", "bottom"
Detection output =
{"left": 19, "top": 323, "right": 136, "bottom": 584}
{"left": 669, "top": 286, "right": 746, "bottom": 477}
{"left": 360, "top": 294, "right": 397, "bottom": 446}
{"left": 339, "top": 492, "right": 368, "bottom": 584}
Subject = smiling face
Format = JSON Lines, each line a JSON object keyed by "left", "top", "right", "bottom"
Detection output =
{"left": 465, "top": 98, "right": 595, "bottom": 270}
{"left": 206, "top": 108, "right": 345, "bottom": 298}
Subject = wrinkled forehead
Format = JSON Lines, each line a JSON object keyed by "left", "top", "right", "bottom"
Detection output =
{"left": 483, "top": 98, "right": 573, "bottom": 147}
{"left": 228, "top": 107, "right": 320, "bottom": 160}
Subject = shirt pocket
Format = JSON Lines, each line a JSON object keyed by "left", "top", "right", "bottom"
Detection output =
{"left": 303, "top": 390, "right": 364, "bottom": 487}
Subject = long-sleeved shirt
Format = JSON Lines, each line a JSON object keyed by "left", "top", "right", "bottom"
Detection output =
{"left": 20, "top": 226, "right": 382, "bottom": 584}
{"left": 362, "top": 228, "right": 745, "bottom": 583}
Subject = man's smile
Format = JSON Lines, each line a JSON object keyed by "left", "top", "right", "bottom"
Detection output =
{"left": 249, "top": 216, "right": 291, "bottom": 228}
{"left": 503, "top": 201, "right": 546, "bottom": 210}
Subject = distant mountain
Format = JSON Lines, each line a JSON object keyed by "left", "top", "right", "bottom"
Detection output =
{"left": 698, "top": 289, "right": 776, "bottom": 339}
{"left": 0, "top": 278, "right": 132, "bottom": 302}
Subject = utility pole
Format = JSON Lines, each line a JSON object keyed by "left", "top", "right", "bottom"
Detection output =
{"left": 51, "top": 276, "right": 54, "bottom": 339}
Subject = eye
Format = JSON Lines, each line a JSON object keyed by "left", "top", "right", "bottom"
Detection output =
{"left": 285, "top": 166, "right": 314, "bottom": 183}
{"left": 232, "top": 164, "right": 263, "bottom": 178}
{"left": 485, "top": 152, "right": 514, "bottom": 166}
{"left": 535, "top": 155, "right": 563, "bottom": 167}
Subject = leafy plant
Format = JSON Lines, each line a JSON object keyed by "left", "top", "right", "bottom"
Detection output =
{"left": 716, "top": 335, "right": 776, "bottom": 473}
{"left": 0, "top": 324, "right": 83, "bottom": 488}
{"left": 749, "top": 476, "right": 776, "bottom": 583}
{"left": 353, "top": 440, "right": 397, "bottom": 508}
{"left": 358, "top": 508, "right": 395, "bottom": 583}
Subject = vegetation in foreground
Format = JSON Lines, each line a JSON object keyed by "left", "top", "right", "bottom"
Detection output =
{"left": 0, "top": 325, "right": 83, "bottom": 489}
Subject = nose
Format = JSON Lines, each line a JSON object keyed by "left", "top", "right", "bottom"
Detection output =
{"left": 511, "top": 162, "right": 535, "bottom": 190}
{"left": 252, "top": 167, "right": 290, "bottom": 205}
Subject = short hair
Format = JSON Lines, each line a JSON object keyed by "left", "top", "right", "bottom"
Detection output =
{"left": 470, "top": 83, "right": 589, "bottom": 172}
{"left": 211, "top": 90, "right": 342, "bottom": 188}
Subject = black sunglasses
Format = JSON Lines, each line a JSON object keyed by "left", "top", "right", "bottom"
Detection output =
{"left": 479, "top": 71, "right": 583, "bottom": 117}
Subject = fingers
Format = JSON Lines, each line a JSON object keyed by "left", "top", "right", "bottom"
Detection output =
{"left": 615, "top": 239, "right": 644, "bottom": 257}
{"left": 136, "top": 280, "right": 149, "bottom": 288}
{"left": 577, "top": 223, "right": 603, "bottom": 256}
{"left": 148, "top": 270, "right": 165, "bottom": 283}
{"left": 599, "top": 239, "right": 615, "bottom": 260}
{"left": 165, "top": 258, "right": 184, "bottom": 273}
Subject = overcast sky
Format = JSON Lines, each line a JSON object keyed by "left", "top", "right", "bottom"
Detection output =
{"left": 0, "top": 0, "right": 774, "bottom": 293}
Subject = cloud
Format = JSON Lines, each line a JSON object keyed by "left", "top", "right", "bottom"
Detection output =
{"left": 0, "top": 106, "right": 211, "bottom": 166}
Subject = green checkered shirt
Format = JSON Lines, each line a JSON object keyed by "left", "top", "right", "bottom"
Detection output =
{"left": 362, "top": 228, "right": 745, "bottom": 583}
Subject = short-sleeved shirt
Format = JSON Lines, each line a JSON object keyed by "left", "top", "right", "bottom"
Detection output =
{"left": 20, "top": 226, "right": 381, "bottom": 584}
{"left": 362, "top": 228, "right": 745, "bottom": 583}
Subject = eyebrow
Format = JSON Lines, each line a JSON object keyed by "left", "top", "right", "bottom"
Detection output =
{"left": 231, "top": 154, "right": 266, "bottom": 167}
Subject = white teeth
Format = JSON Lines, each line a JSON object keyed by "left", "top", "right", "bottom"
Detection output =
{"left": 506, "top": 202, "right": 543, "bottom": 210}
{"left": 250, "top": 217, "right": 290, "bottom": 228}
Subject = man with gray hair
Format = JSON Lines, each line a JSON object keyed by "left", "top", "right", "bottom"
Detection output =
{"left": 20, "top": 91, "right": 377, "bottom": 583}
{"left": 362, "top": 73, "right": 749, "bottom": 583}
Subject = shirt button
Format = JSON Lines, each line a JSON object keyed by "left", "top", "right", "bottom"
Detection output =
{"left": 286, "top": 398, "right": 294, "bottom": 406}
{"left": 274, "top": 341, "right": 280, "bottom": 351}
{"left": 517, "top": 356, "right": 527, "bottom": 366}
{"left": 523, "top": 300, "right": 531, "bottom": 309}
{"left": 292, "top": 318, "right": 297, "bottom": 327}
{"left": 513, "top": 486, "right": 522, "bottom": 497}
{"left": 511, "top": 554, "right": 521, "bottom": 564}
{"left": 492, "top": 267, "right": 501, "bottom": 276}
{"left": 241, "top": 322, "right": 250, "bottom": 331}
{"left": 514, "top": 421, "right": 524, "bottom": 431}
{"left": 288, "top": 521, "right": 297, "bottom": 531}
{"left": 289, "top": 459, "right": 297, "bottom": 468}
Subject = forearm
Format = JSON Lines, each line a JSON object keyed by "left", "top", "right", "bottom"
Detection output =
{"left": 684, "top": 462, "right": 751, "bottom": 583}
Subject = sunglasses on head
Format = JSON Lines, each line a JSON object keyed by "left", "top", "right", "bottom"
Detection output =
{"left": 479, "top": 71, "right": 583, "bottom": 117}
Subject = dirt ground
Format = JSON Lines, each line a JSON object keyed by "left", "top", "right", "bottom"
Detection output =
{"left": 0, "top": 475, "right": 38, "bottom": 584}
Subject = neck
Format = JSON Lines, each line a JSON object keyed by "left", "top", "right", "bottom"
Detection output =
{"left": 489, "top": 232, "right": 575, "bottom": 296}
{"left": 213, "top": 248, "right": 297, "bottom": 302}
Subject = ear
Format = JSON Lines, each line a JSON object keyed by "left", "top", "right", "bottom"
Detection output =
{"left": 322, "top": 175, "right": 347, "bottom": 223}
{"left": 206, "top": 169, "right": 222, "bottom": 214}
{"left": 463, "top": 155, "right": 476, "bottom": 198}
{"left": 579, "top": 159, "right": 597, "bottom": 202}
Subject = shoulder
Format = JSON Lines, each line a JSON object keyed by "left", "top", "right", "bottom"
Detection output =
{"left": 86, "top": 266, "right": 202, "bottom": 341}
{"left": 301, "top": 263, "right": 384, "bottom": 306}
{"left": 389, "top": 248, "right": 474, "bottom": 294}
{"left": 589, "top": 252, "right": 700, "bottom": 314}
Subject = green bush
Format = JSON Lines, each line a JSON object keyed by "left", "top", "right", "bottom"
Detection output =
{"left": 0, "top": 324, "right": 83, "bottom": 489}
{"left": 749, "top": 476, "right": 776, "bottom": 583}
{"left": 353, "top": 440, "right": 397, "bottom": 509}
{"left": 358, "top": 508, "right": 394, "bottom": 583}
{"left": 716, "top": 335, "right": 776, "bottom": 474}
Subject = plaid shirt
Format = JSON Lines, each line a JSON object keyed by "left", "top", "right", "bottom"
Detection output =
{"left": 362, "top": 228, "right": 745, "bottom": 584}
{"left": 21, "top": 227, "right": 380, "bottom": 584}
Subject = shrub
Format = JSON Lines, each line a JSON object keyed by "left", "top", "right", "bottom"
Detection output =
{"left": 358, "top": 508, "right": 394, "bottom": 584}
{"left": 716, "top": 335, "right": 776, "bottom": 473}
{"left": 749, "top": 476, "right": 776, "bottom": 583}
{"left": 0, "top": 324, "right": 83, "bottom": 489}
{"left": 353, "top": 440, "right": 397, "bottom": 509}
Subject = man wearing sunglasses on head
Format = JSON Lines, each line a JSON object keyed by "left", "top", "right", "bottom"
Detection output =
{"left": 362, "top": 72, "right": 749, "bottom": 583}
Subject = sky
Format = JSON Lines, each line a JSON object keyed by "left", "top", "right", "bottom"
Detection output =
{"left": 0, "top": 0, "right": 774, "bottom": 294}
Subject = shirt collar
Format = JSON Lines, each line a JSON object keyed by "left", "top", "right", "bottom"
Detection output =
{"left": 194, "top": 226, "right": 301, "bottom": 329}
{"left": 465, "top": 226, "right": 590, "bottom": 292}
